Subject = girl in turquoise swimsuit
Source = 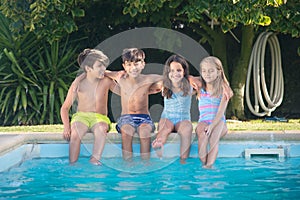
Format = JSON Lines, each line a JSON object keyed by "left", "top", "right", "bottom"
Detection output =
{"left": 151, "top": 54, "right": 199, "bottom": 163}
{"left": 196, "top": 56, "right": 233, "bottom": 169}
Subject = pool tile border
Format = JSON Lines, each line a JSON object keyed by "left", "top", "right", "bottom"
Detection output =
{"left": 1, "top": 131, "right": 300, "bottom": 157}
{"left": 1, "top": 131, "right": 300, "bottom": 172}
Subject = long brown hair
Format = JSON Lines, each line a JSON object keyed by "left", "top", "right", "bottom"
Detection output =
{"left": 162, "top": 54, "right": 191, "bottom": 98}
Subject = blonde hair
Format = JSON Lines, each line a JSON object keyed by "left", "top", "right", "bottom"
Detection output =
{"left": 199, "top": 56, "right": 230, "bottom": 97}
{"left": 77, "top": 49, "right": 109, "bottom": 72}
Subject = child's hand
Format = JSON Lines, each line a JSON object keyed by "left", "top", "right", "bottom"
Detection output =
{"left": 188, "top": 76, "right": 202, "bottom": 91}
{"left": 117, "top": 70, "right": 128, "bottom": 80}
{"left": 204, "top": 125, "right": 212, "bottom": 136}
{"left": 63, "top": 126, "right": 71, "bottom": 141}
{"left": 222, "top": 83, "right": 233, "bottom": 100}
{"left": 149, "top": 80, "right": 163, "bottom": 94}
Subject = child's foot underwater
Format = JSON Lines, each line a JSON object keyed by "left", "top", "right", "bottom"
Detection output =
{"left": 152, "top": 138, "right": 164, "bottom": 158}
{"left": 90, "top": 157, "right": 102, "bottom": 166}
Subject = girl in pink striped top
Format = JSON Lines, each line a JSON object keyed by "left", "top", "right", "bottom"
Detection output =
{"left": 196, "top": 56, "right": 233, "bottom": 169}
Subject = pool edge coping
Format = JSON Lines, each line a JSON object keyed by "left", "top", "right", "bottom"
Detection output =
{"left": 1, "top": 131, "right": 300, "bottom": 157}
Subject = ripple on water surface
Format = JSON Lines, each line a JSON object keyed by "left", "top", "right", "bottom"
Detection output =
{"left": 0, "top": 157, "right": 299, "bottom": 199}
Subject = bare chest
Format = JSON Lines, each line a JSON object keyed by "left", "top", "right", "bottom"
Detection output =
{"left": 77, "top": 80, "right": 109, "bottom": 102}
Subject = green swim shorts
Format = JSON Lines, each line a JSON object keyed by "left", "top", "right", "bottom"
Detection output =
{"left": 71, "top": 112, "right": 111, "bottom": 131}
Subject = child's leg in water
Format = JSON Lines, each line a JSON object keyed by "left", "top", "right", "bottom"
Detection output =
{"left": 152, "top": 119, "right": 174, "bottom": 157}
{"left": 205, "top": 122, "right": 227, "bottom": 168}
{"left": 138, "top": 123, "right": 152, "bottom": 160}
{"left": 90, "top": 122, "right": 109, "bottom": 165}
{"left": 196, "top": 122, "right": 209, "bottom": 166}
{"left": 176, "top": 120, "right": 193, "bottom": 164}
{"left": 70, "top": 122, "right": 88, "bottom": 164}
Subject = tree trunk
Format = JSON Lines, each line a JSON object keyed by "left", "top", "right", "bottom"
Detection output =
{"left": 210, "top": 28, "right": 231, "bottom": 117}
{"left": 230, "top": 25, "right": 255, "bottom": 120}
{"left": 211, "top": 29, "right": 228, "bottom": 77}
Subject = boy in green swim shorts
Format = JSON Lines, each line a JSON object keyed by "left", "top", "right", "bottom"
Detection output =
{"left": 60, "top": 49, "right": 119, "bottom": 165}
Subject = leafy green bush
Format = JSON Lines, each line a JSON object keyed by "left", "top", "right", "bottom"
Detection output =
{"left": 0, "top": 13, "right": 79, "bottom": 125}
{"left": 0, "top": 0, "right": 85, "bottom": 43}
{"left": 34, "top": 40, "right": 79, "bottom": 124}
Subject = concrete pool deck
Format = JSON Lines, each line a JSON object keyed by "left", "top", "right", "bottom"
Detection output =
{"left": 1, "top": 131, "right": 300, "bottom": 157}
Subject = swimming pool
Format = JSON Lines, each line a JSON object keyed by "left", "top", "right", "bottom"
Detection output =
{"left": 1, "top": 156, "right": 300, "bottom": 199}
{"left": 0, "top": 132, "right": 300, "bottom": 199}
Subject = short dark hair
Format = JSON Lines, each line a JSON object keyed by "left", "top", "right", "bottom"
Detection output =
{"left": 122, "top": 48, "right": 145, "bottom": 63}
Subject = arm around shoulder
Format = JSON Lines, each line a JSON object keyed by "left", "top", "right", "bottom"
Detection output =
{"left": 188, "top": 75, "right": 202, "bottom": 91}
{"left": 109, "top": 78, "right": 121, "bottom": 95}
{"left": 146, "top": 74, "right": 163, "bottom": 84}
{"left": 149, "top": 80, "right": 163, "bottom": 94}
{"left": 105, "top": 70, "right": 126, "bottom": 82}
{"left": 222, "top": 83, "right": 233, "bottom": 100}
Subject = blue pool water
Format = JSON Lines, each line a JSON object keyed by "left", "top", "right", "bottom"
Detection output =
{"left": 1, "top": 157, "right": 299, "bottom": 199}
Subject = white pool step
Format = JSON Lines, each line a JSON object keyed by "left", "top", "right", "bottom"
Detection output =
{"left": 244, "top": 148, "right": 285, "bottom": 158}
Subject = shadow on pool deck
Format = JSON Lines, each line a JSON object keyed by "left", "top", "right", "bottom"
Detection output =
{"left": 0, "top": 131, "right": 300, "bottom": 157}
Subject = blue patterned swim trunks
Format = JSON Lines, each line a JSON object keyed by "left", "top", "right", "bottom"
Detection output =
{"left": 116, "top": 114, "right": 155, "bottom": 133}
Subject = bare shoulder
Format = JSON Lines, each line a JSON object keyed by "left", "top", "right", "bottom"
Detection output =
{"left": 99, "top": 77, "right": 115, "bottom": 87}
{"left": 143, "top": 74, "right": 162, "bottom": 82}
{"left": 70, "top": 78, "right": 81, "bottom": 92}
{"left": 102, "top": 76, "right": 114, "bottom": 82}
{"left": 146, "top": 74, "right": 162, "bottom": 78}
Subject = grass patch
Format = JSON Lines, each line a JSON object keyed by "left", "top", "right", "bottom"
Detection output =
{"left": 226, "top": 119, "right": 300, "bottom": 131}
{"left": 0, "top": 125, "right": 64, "bottom": 133}
{"left": 0, "top": 119, "right": 299, "bottom": 133}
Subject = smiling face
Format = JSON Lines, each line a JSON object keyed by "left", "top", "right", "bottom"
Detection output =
{"left": 200, "top": 62, "right": 220, "bottom": 84}
{"left": 162, "top": 54, "right": 191, "bottom": 98}
{"left": 87, "top": 60, "right": 106, "bottom": 79}
{"left": 122, "top": 60, "right": 145, "bottom": 78}
{"left": 121, "top": 48, "right": 146, "bottom": 78}
{"left": 78, "top": 49, "right": 110, "bottom": 80}
{"left": 168, "top": 61, "right": 185, "bottom": 85}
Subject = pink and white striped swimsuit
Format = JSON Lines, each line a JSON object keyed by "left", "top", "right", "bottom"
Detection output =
{"left": 198, "top": 88, "right": 225, "bottom": 124}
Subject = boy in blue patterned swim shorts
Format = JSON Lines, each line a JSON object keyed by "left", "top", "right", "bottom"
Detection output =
{"left": 106, "top": 48, "right": 162, "bottom": 160}
{"left": 60, "top": 49, "right": 119, "bottom": 165}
